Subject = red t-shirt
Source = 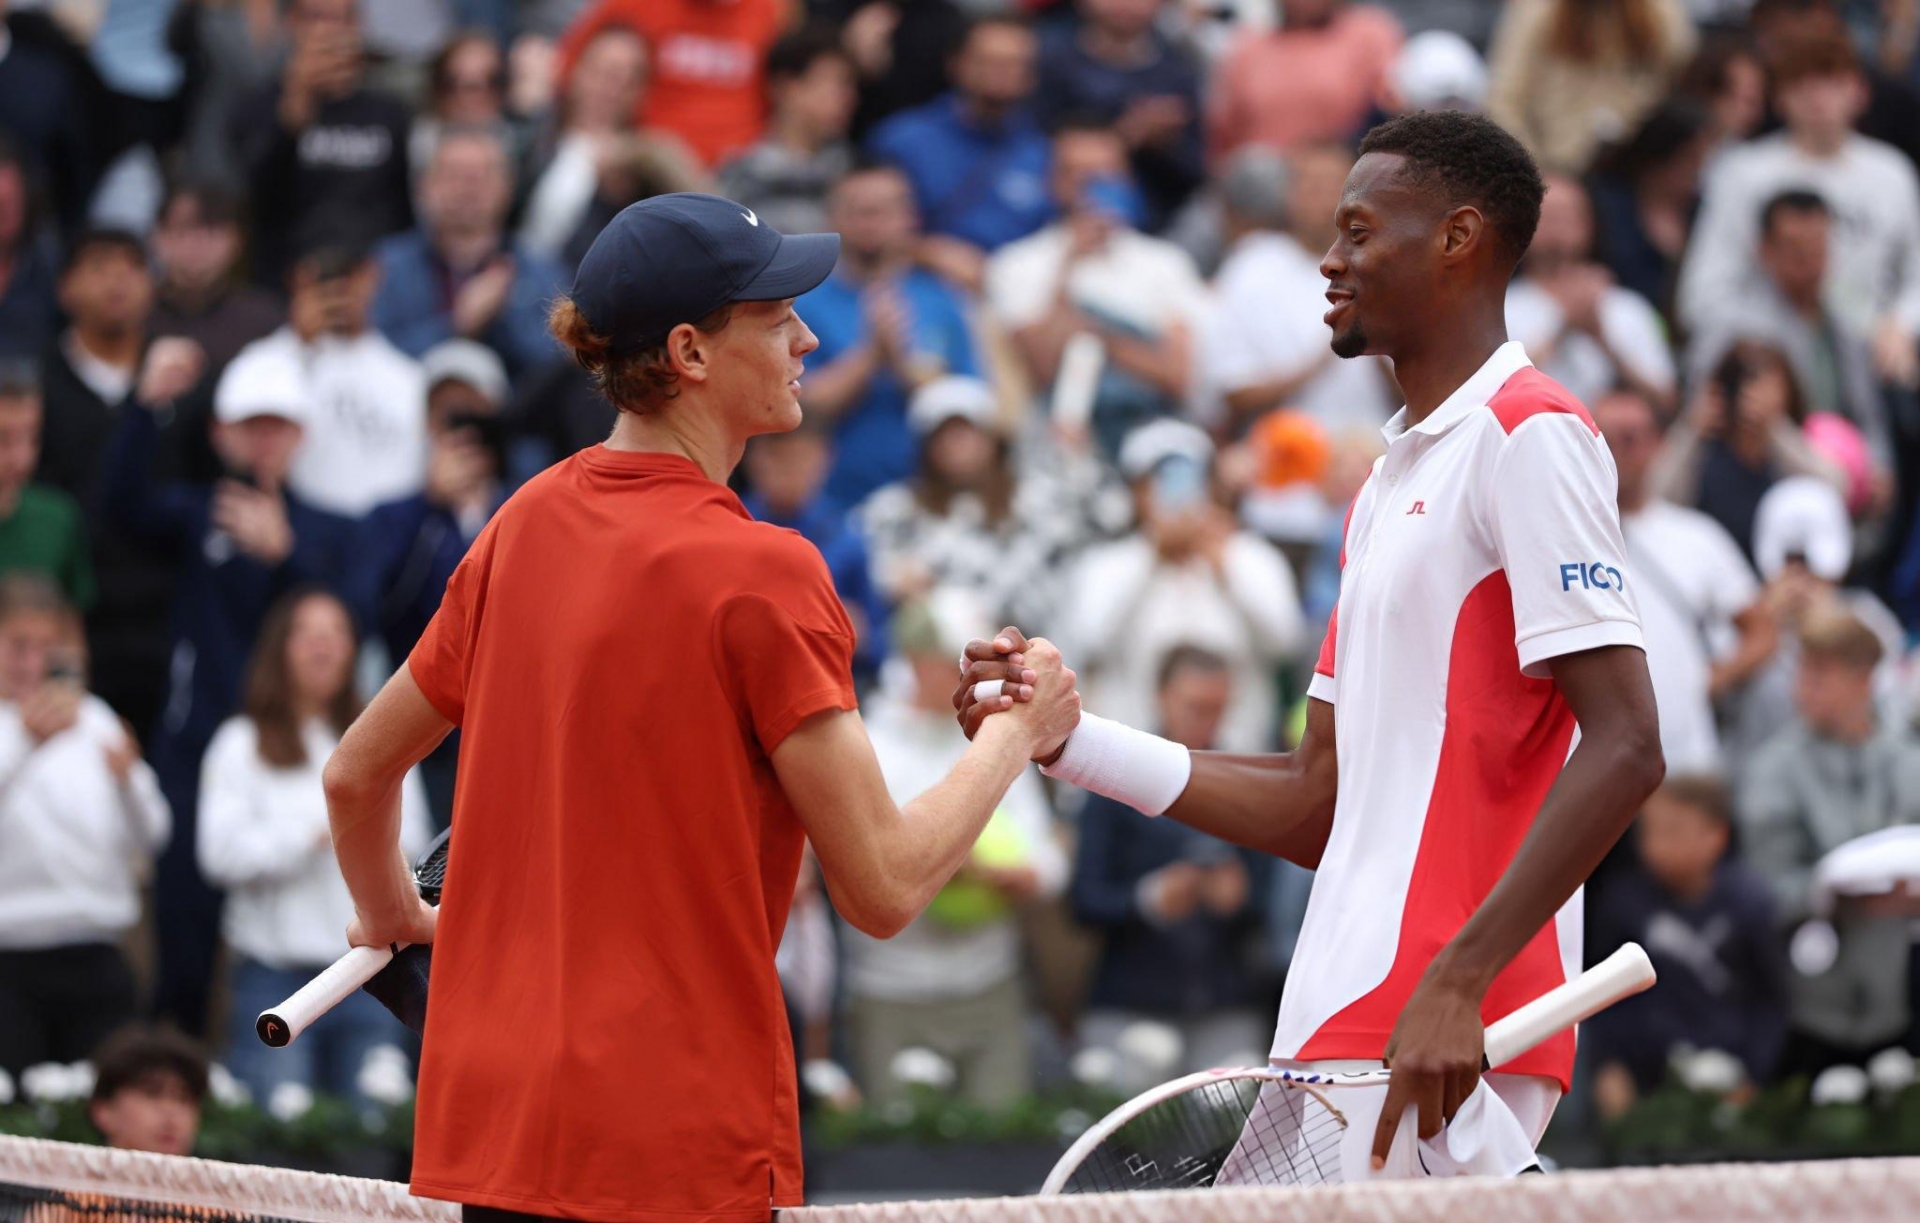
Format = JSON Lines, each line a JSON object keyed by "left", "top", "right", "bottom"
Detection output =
{"left": 407, "top": 448, "right": 855, "bottom": 1222}
{"left": 556, "top": 0, "right": 787, "bottom": 167}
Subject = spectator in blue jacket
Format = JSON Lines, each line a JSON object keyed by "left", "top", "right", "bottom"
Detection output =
{"left": 1035, "top": 0, "right": 1204, "bottom": 231}
{"left": 740, "top": 417, "right": 886, "bottom": 690}
{"left": 370, "top": 125, "right": 565, "bottom": 381}
{"left": 101, "top": 337, "right": 356, "bottom": 1035}
{"left": 866, "top": 14, "right": 1052, "bottom": 292}
{"left": 796, "top": 163, "right": 985, "bottom": 509}
{"left": 1070, "top": 646, "right": 1273, "bottom": 1086}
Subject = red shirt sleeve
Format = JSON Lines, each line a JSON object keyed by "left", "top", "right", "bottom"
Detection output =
{"left": 714, "top": 537, "right": 857, "bottom": 754}
{"left": 407, "top": 521, "right": 501, "bottom": 725}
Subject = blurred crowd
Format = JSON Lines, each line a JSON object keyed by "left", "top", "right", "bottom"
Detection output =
{"left": 5, "top": 0, "right": 1920, "bottom": 1153}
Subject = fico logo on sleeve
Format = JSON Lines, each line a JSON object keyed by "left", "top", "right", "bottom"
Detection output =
{"left": 1560, "top": 562, "right": 1625, "bottom": 592}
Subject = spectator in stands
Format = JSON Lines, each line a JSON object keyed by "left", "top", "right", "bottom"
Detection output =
{"left": 987, "top": 120, "right": 1206, "bottom": 459}
{"left": 1678, "top": 31, "right": 1920, "bottom": 391}
{"left": 0, "top": 364, "right": 91, "bottom": 608}
{"left": 1747, "top": 0, "right": 1920, "bottom": 173}
{"left": 1071, "top": 646, "right": 1272, "bottom": 1087}
{"left": 1740, "top": 605, "right": 1920, "bottom": 1075}
{"left": 841, "top": 593, "right": 1065, "bottom": 1108}
{"left": 1649, "top": 340, "right": 1840, "bottom": 558}
{"left": 740, "top": 418, "right": 887, "bottom": 689}
{"left": 1209, "top": 0, "right": 1403, "bottom": 157}
{"left": 1676, "top": 32, "right": 1767, "bottom": 162}
{"left": 554, "top": 0, "right": 785, "bottom": 167}
{"left": 1062, "top": 420, "right": 1304, "bottom": 753}
{"left": 86, "top": 1025, "right": 208, "bottom": 1157}
{"left": 411, "top": 31, "right": 515, "bottom": 176}
{"left": 1205, "top": 147, "right": 1394, "bottom": 437}
{"left": 1036, "top": 0, "right": 1205, "bottom": 231}
{"left": 1586, "top": 776, "right": 1789, "bottom": 1115}
{"left": 105, "top": 339, "right": 356, "bottom": 1035}
{"left": 1505, "top": 173, "right": 1678, "bottom": 414}
{"left": 797, "top": 162, "right": 984, "bottom": 509}
{"left": 840, "top": 0, "right": 969, "bottom": 140}
{"left": 246, "top": 241, "right": 428, "bottom": 519}
{"left": 199, "top": 587, "right": 429, "bottom": 1101}
{"left": 867, "top": 15, "right": 1053, "bottom": 286}
{"left": 519, "top": 23, "right": 707, "bottom": 271}
{"left": 1597, "top": 388, "right": 1774, "bottom": 776}
{"left": 373, "top": 126, "right": 566, "bottom": 380}
{"left": 1688, "top": 191, "right": 1891, "bottom": 478}
{"left": 718, "top": 28, "right": 859, "bottom": 239}
{"left": 149, "top": 184, "right": 286, "bottom": 378}
{"left": 859, "top": 376, "right": 1099, "bottom": 635}
{"left": 0, "top": 576, "right": 168, "bottom": 1077}
{"left": 0, "top": 137, "right": 59, "bottom": 362}
{"left": 1586, "top": 100, "right": 1715, "bottom": 318}
{"left": 0, "top": 4, "right": 99, "bottom": 231}
{"left": 237, "top": 0, "right": 414, "bottom": 285}
{"left": 1486, "top": 0, "right": 1697, "bottom": 176}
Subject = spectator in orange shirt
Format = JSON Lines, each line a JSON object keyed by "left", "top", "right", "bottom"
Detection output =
{"left": 1209, "top": 0, "right": 1403, "bottom": 158}
{"left": 554, "top": 0, "right": 788, "bottom": 167}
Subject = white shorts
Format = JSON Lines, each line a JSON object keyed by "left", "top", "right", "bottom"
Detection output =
{"left": 1215, "top": 1059, "right": 1561, "bottom": 1185}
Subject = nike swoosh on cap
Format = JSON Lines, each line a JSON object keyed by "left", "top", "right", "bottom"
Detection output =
{"left": 742, "top": 209, "right": 759, "bottom": 226}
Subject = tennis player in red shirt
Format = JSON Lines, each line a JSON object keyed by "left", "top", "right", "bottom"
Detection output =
{"left": 322, "top": 193, "right": 1081, "bottom": 1223}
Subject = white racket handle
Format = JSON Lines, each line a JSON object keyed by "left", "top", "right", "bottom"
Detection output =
{"left": 1051, "top": 332, "right": 1103, "bottom": 432}
{"left": 255, "top": 943, "right": 398, "bottom": 1048}
{"left": 1482, "top": 941, "right": 1655, "bottom": 1068}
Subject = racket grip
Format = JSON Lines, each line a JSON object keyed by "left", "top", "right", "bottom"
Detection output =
{"left": 255, "top": 943, "right": 398, "bottom": 1048}
{"left": 1482, "top": 942, "right": 1655, "bottom": 1069}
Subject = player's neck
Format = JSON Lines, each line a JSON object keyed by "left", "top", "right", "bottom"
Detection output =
{"left": 605, "top": 409, "right": 740, "bottom": 484}
{"left": 1391, "top": 317, "right": 1510, "bottom": 425}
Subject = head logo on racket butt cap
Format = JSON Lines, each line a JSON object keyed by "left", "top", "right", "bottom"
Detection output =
{"left": 570, "top": 193, "right": 840, "bottom": 357}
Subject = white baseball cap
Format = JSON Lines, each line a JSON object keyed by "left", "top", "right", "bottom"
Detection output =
{"left": 1754, "top": 475, "right": 1853, "bottom": 581}
{"left": 1392, "top": 31, "right": 1489, "bottom": 114}
{"left": 908, "top": 375, "right": 998, "bottom": 437}
{"left": 213, "top": 343, "right": 309, "bottom": 426}
{"left": 421, "top": 339, "right": 510, "bottom": 408}
{"left": 1118, "top": 418, "right": 1215, "bottom": 481}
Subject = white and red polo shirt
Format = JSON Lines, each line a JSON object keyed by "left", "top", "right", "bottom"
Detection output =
{"left": 1275, "top": 341, "right": 1644, "bottom": 1089}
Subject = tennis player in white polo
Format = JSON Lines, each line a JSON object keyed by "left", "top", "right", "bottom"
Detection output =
{"left": 958, "top": 112, "right": 1664, "bottom": 1181}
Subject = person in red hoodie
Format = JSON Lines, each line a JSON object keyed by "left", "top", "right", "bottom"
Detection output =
{"left": 555, "top": 0, "right": 788, "bottom": 167}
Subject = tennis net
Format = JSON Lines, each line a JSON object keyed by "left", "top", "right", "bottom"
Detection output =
{"left": 6, "top": 1134, "right": 1920, "bottom": 1222}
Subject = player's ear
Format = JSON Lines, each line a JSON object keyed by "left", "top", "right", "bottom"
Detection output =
{"left": 665, "top": 321, "right": 711, "bottom": 384}
{"left": 1441, "top": 205, "right": 1485, "bottom": 262}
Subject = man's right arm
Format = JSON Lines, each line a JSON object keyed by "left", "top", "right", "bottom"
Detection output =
{"left": 1167, "top": 697, "right": 1338, "bottom": 867}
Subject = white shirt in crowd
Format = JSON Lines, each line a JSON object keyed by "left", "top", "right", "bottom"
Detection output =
{"left": 0, "top": 695, "right": 170, "bottom": 949}
{"left": 1620, "top": 499, "right": 1759, "bottom": 774}
{"left": 198, "top": 715, "right": 430, "bottom": 969}
{"left": 517, "top": 133, "right": 599, "bottom": 264}
{"left": 245, "top": 327, "right": 429, "bottom": 518}
{"left": 840, "top": 692, "right": 1066, "bottom": 1004}
{"left": 1063, "top": 531, "right": 1305, "bottom": 754}
{"left": 1203, "top": 231, "right": 1396, "bottom": 431}
{"left": 985, "top": 222, "right": 1210, "bottom": 396}
{"left": 1505, "top": 277, "right": 1678, "bottom": 409}
{"left": 1678, "top": 132, "right": 1920, "bottom": 338}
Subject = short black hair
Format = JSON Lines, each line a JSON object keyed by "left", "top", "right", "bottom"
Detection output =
{"left": 62, "top": 227, "right": 146, "bottom": 275}
{"left": 89, "top": 1024, "right": 210, "bottom": 1106}
{"left": 1761, "top": 188, "right": 1830, "bottom": 238}
{"left": 1356, "top": 112, "right": 1545, "bottom": 266}
{"left": 0, "top": 357, "right": 39, "bottom": 399}
{"left": 766, "top": 23, "right": 849, "bottom": 84}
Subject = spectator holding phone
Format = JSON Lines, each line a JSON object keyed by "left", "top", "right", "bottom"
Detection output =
{"left": 1060, "top": 421, "right": 1304, "bottom": 753}
{"left": 0, "top": 575, "right": 169, "bottom": 1077}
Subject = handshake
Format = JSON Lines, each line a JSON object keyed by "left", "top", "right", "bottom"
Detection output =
{"left": 949, "top": 626, "right": 1084, "bottom": 764}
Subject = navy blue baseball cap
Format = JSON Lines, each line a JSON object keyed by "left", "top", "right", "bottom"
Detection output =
{"left": 570, "top": 193, "right": 841, "bottom": 356}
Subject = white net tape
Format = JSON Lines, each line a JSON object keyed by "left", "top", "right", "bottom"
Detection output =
{"left": 5, "top": 1135, "right": 1918, "bottom": 1222}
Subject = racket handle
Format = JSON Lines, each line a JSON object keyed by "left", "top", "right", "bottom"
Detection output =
{"left": 1483, "top": 941, "right": 1655, "bottom": 1069}
{"left": 255, "top": 943, "right": 398, "bottom": 1048}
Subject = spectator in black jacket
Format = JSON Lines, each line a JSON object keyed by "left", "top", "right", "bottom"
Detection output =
{"left": 103, "top": 337, "right": 355, "bottom": 1035}
{"left": 1069, "top": 646, "right": 1272, "bottom": 1089}
{"left": 0, "top": 136, "right": 60, "bottom": 362}
{"left": 236, "top": 0, "right": 413, "bottom": 285}
{"left": 1586, "top": 775, "right": 1790, "bottom": 1118}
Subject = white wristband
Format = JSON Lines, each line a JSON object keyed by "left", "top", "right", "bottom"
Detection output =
{"left": 1041, "top": 712, "right": 1191, "bottom": 816}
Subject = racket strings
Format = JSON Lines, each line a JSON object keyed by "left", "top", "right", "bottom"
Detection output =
{"left": 1058, "top": 1078, "right": 1346, "bottom": 1193}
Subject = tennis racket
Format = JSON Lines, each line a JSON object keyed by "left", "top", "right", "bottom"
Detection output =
{"left": 254, "top": 828, "right": 450, "bottom": 1048}
{"left": 1041, "top": 941, "right": 1656, "bottom": 1193}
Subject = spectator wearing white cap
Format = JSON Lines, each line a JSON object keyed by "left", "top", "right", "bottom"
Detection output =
{"left": 1202, "top": 145, "right": 1394, "bottom": 437}
{"left": 857, "top": 375, "right": 1102, "bottom": 633}
{"left": 1382, "top": 30, "right": 1488, "bottom": 115}
{"left": 1059, "top": 420, "right": 1304, "bottom": 754}
{"left": 98, "top": 337, "right": 359, "bottom": 1037}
